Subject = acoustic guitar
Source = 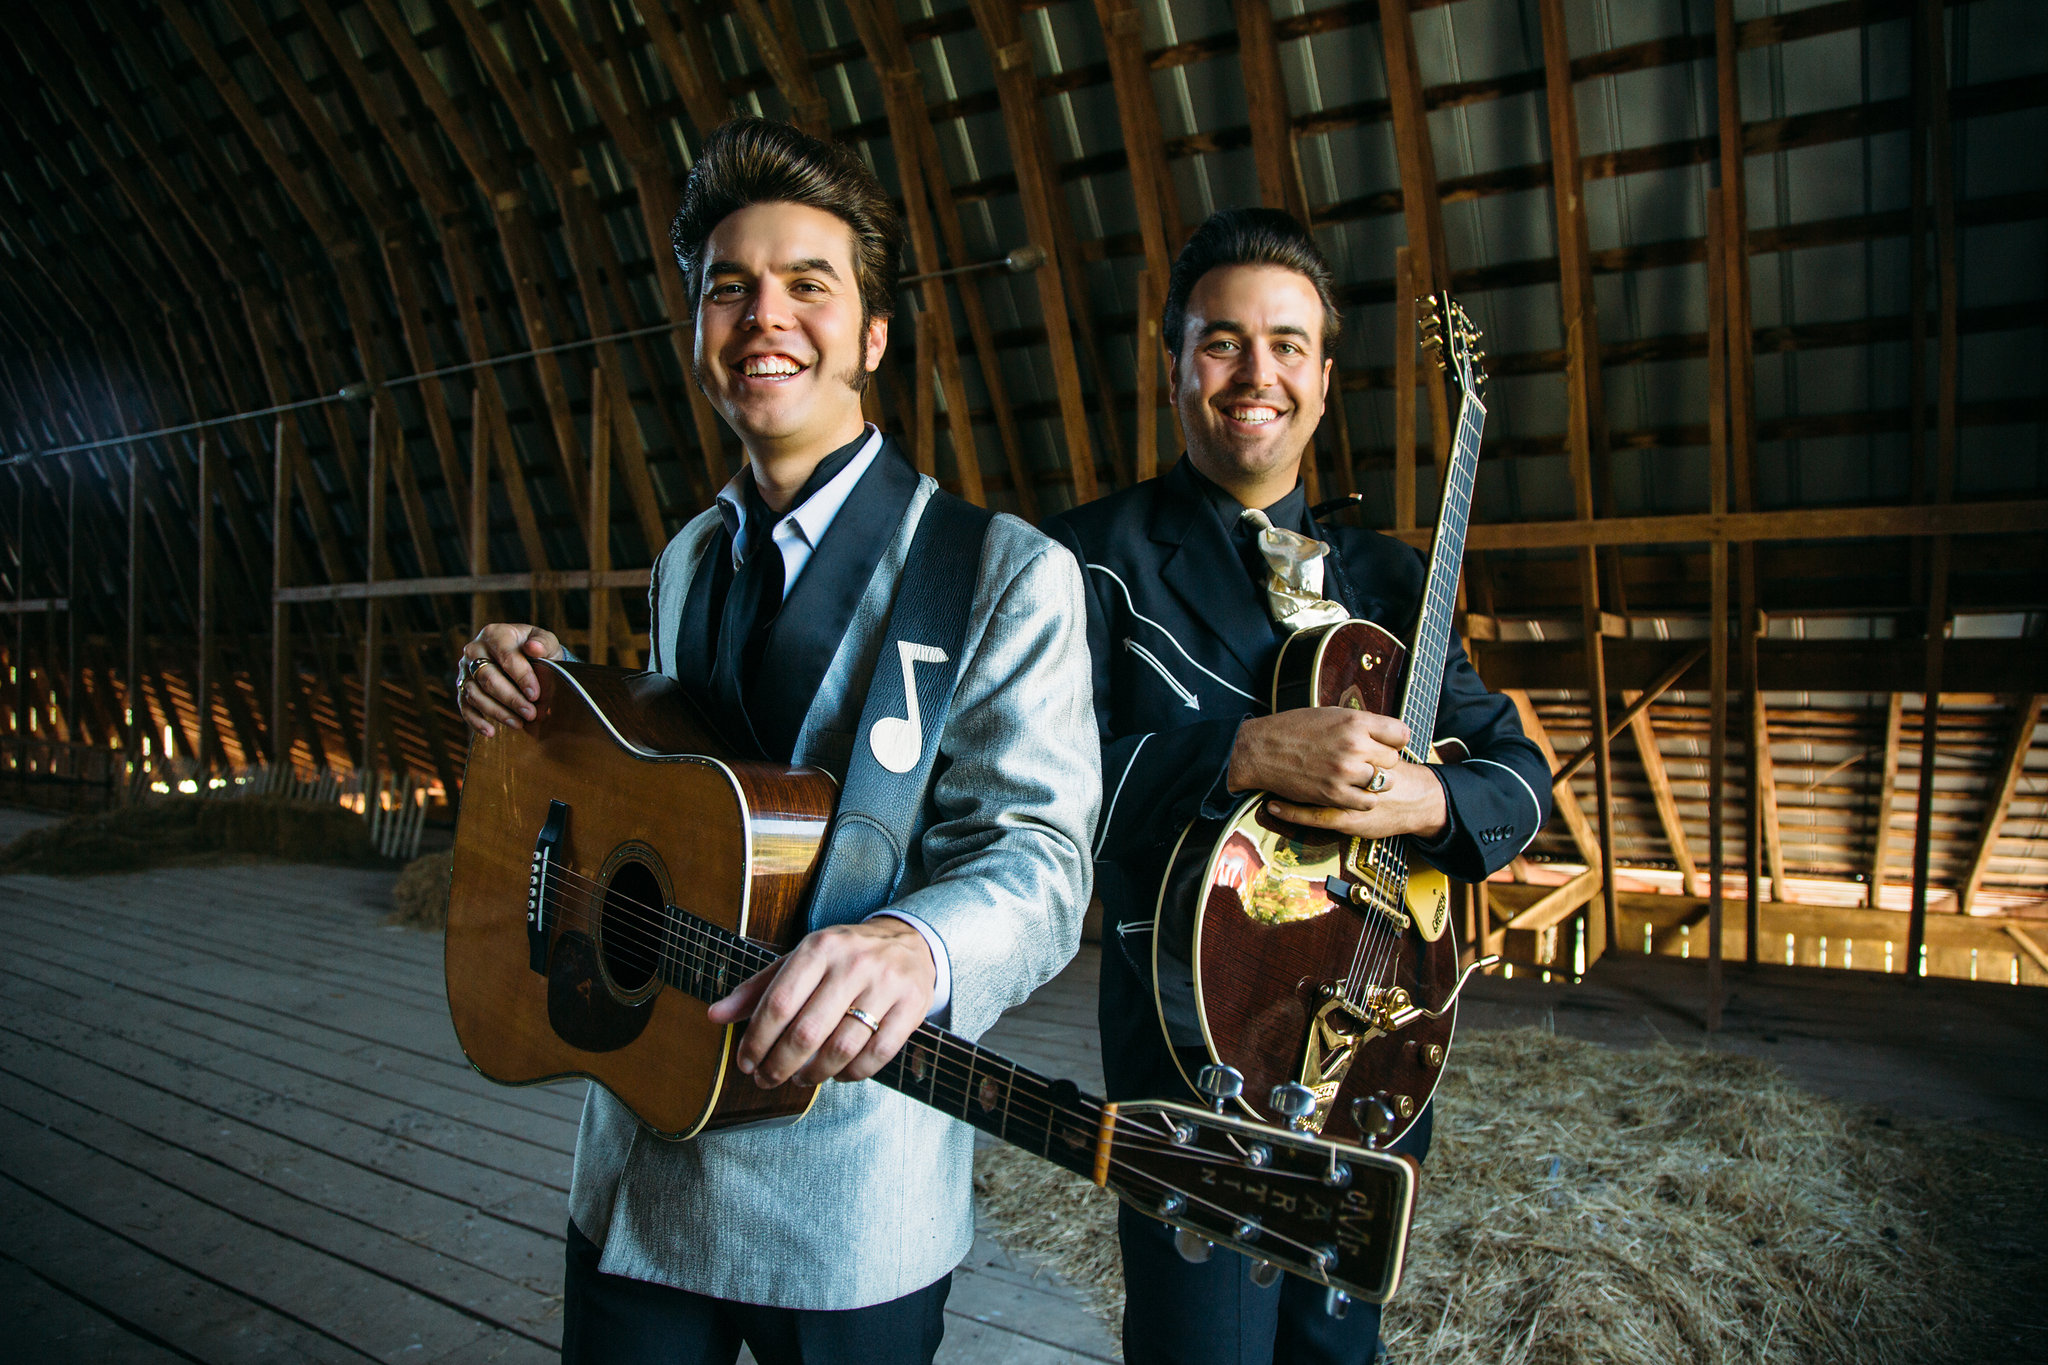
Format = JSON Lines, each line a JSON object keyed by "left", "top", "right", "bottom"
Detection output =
{"left": 446, "top": 660, "right": 1419, "bottom": 1307}
{"left": 1153, "top": 295, "right": 1492, "bottom": 1148}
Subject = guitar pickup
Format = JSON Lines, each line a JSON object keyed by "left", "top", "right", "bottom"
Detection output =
{"left": 1324, "top": 877, "right": 1412, "bottom": 934}
{"left": 530, "top": 800, "right": 569, "bottom": 975}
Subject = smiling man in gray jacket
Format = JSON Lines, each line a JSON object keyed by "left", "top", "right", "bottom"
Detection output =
{"left": 456, "top": 118, "right": 1098, "bottom": 1365}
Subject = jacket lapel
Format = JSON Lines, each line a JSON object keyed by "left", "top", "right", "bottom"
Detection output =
{"left": 1154, "top": 459, "right": 1277, "bottom": 682}
{"left": 748, "top": 440, "right": 921, "bottom": 760}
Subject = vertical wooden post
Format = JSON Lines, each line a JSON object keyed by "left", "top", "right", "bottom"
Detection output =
{"left": 1565, "top": 321, "right": 1613, "bottom": 965}
{"left": 11, "top": 471, "right": 24, "bottom": 771}
{"left": 362, "top": 396, "right": 386, "bottom": 781}
{"left": 469, "top": 387, "right": 491, "bottom": 636}
{"left": 127, "top": 446, "right": 142, "bottom": 769}
{"left": 196, "top": 434, "right": 217, "bottom": 775}
{"left": 1867, "top": 692, "right": 1905, "bottom": 906}
{"left": 1909, "top": 0, "right": 1957, "bottom": 980}
{"left": 1090, "top": 0, "right": 1178, "bottom": 482}
{"left": 64, "top": 461, "right": 76, "bottom": 751}
{"left": 1705, "top": 188, "right": 1730, "bottom": 1028}
{"left": 1713, "top": 0, "right": 1763, "bottom": 968}
{"left": 1538, "top": 0, "right": 1615, "bottom": 959}
{"left": 1379, "top": 0, "right": 1453, "bottom": 470}
{"left": 911, "top": 302, "right": 937, "bottom": 476}
{"left": 271, "top": 418, "right": 293, "bottom": 771}
{"left": 1393, "top": 248, "right": 1419, "bottom": 533}
{"left": 967, "top": 0, "right": 1098, "bottom": 504}
{"left": 589, "top": 365, "right": 614, "bottom": 668}
{"left": 1134, "top": 268, "right": 1162, "bottom": 484}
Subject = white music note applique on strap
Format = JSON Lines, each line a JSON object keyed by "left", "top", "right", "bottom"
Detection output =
{"left": 868, "top": 640, "right": 950, "bottom": 774}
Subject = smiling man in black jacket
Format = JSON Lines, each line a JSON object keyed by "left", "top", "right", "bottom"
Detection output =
{"left": 1046, "top": 208, "right": 1551, "bottom": 1365}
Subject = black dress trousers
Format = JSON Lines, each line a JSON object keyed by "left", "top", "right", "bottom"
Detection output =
{"left": 562, "top": 1220, "right": 951, "bottom": 1365}
{"left": 1117, "top": 1104, "right": 1432, "bottom": 1365}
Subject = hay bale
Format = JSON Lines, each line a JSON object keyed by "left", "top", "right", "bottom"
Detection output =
{"left": 971, "top": 1029, "right": 2048, "bottom": 1364}
{"left": 390, "top": 849, "right": 454, "bottom": 930}
{"left": 0, "top": 797, "right": 384, "bottom": 875}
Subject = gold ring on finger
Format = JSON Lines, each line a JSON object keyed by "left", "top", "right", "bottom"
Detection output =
{"left": 1367, "top": 766, "right": 1390, "bottom": 794}
{"left": 845, "top": 1006, "right": 882, "bottom": 1033}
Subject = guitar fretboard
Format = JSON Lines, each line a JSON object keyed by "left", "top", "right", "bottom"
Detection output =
{"left": 658, "top": 904, "right": 1105, "bottom": 1179}
{"left": 1396, "top": 384, "right": 1487, "bottom": 762}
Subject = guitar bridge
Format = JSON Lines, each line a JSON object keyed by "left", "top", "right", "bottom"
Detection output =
{"left": 529, "top": 800, "right": 569, "bottom": 975}
{"left": 1324, "top": 876, "right": 1411, "bottom": 935}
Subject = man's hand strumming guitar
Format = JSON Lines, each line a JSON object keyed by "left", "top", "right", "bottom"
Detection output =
{"left": 1228, "top": 707, "right": 1450, "bottom": 841}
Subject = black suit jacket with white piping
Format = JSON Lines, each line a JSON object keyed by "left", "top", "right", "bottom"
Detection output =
{"left": 1045, "top": 456, "right": 1551, "bottom": 1101}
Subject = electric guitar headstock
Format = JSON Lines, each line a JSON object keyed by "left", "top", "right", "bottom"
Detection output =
{"left": 1098, "top": 1095, "right": 1417, "bottom": 1309}
{"left": 1420, "top": 291, "right": 1486, "bottom": 403}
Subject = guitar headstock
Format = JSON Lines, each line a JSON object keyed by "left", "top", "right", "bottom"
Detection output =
{"left": 1418, "top": 292, "right": 1486, "bottom": 400}
{"left": 1100, "top": 1098, "right": 1416, "bottom": 1304}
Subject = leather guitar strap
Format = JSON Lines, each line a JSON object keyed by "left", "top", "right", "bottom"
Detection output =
{"left": 804, "top": 491, "right": 995, "bottom": 931}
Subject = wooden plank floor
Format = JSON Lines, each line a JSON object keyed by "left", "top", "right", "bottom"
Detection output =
{"left": 0, "top": 812, "right": 1116, "bottom": 1365}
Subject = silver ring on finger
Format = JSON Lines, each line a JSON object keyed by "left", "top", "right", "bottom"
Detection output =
{"left": 845, "top": 1006, "right": 882, "bottom": 1034}
{"left": 1367, "top": 765, "right": 1391, "bottom": 794}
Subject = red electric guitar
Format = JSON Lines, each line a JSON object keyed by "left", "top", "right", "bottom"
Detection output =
{"left": 1152, "top": 294, "right": 1493, "bottom": 1148}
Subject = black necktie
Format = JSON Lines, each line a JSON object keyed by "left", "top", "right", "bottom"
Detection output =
{"left": 709, "top": 495, "right": 785, "bottom": 747}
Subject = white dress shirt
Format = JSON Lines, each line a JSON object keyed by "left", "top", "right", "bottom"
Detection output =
{"left": 713, "top": 426, "right": 953, "bottom": 1019}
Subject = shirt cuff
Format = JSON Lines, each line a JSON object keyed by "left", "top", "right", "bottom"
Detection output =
{"left": 866, "top": 910, "right": 951, "bottom": 1022}
{"left": 1203, "top": 714, "right": 1256, "bottom": 820}
{"left": 1411, "top": 765, "right": 1460, "bottom": 855}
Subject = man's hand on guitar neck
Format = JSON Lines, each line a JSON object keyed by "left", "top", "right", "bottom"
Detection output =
{"left": 1228, "top": 707, "right": 1451, "bottom": 841}
{"left": 457, "top": 623, "right": 564, "bottom": 737}
{"left": 708, "top": 919, "right": 938, "bottom": 1088}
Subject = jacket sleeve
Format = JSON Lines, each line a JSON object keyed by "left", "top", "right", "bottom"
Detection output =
{"left": 1408, "top": 634, "right": 1552, "bottom": 883}
{"left": 1046, "top": 521, "right": 1245, "bottom": 874}
{"left": 888, "top": 538, "right": 1100, "bottom": 1041}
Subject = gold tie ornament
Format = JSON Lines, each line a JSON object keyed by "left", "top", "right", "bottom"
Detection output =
{"left": 1239, "top": 507, "right": 1352, "bottom": 633}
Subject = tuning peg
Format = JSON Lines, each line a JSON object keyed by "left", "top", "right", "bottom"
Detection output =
{"left": 1249, "top": 1259, "right": 1283, "bottom": 1289}
{"left": 1352, "top": 1095, "right": 1397, "bottom": 1147}
{"left": 1174, "top": 1229, "right": 1213, "bottom": 1264}
{"left": 1324, "top": 1288, "right": 1352, "bottom": 1320}
{"left": 1195, "top": 1064, "right": 1244, "bottom": 1114}
{"left": 1268, "top": 1082, "right": 1317, "bottom": 1132}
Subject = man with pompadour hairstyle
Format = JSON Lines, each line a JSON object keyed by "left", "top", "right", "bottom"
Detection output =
{"left": 1046, "top": 207, "right": 1549, "bottom": 1364}
{"left": 456, "top": 117, "right": 1098, "bottom": 1364}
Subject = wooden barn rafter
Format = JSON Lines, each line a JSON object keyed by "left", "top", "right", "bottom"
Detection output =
{"left": 0, "top": 0, "right": 2042, "bottom": 997}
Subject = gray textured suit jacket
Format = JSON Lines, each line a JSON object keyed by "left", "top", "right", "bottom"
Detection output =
{"left": 566, "top": 473, "right": 1100, "bottom": 1311}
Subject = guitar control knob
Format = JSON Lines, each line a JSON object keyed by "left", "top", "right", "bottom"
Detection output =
{"left": 1249, "top": 1259, "right": 1282, "bottom": 1289}
{"left": 1173, "top": 1229, "right": 1213, "bottom": 1264}
{"left": 1269, "top": 1083, "right": 1317, "bottom": 1132}
{"left": 1352, "top": 1096, "right": 1397, "bottom": 1147}
{"left": 1195, "top": 1064, "right": 1244, "bottom": 1113}
{"left": 1325, "top": 1288, "right": 1351, "bottom": 1320}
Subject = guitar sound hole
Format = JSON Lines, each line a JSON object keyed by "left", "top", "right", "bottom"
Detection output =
{"left": 599, "top": 859, "right": 665, "bottom": 994}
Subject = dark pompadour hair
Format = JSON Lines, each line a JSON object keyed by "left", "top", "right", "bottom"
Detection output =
{"left": 669, "top": 117, "right": 902, "bottom": 329}
{"left": 1161, "top": 207, "right": 1343, "bottom": 357}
